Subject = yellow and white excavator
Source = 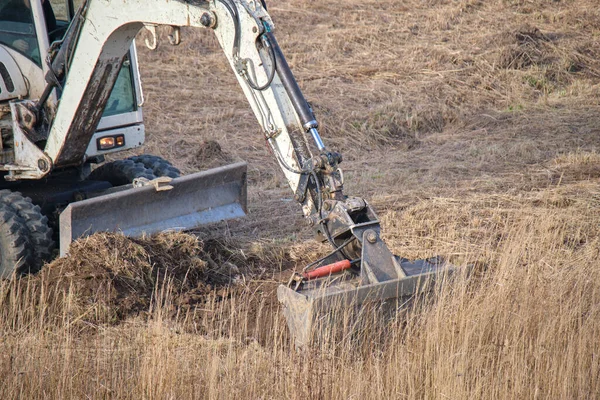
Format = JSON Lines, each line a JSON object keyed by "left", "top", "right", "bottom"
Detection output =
{"left": 0, "top": 0, "right": 454, "bottom": 345}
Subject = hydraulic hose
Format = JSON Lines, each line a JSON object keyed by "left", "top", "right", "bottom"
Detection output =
{"left": 243, "top": 35, "right": 277, "bottom": 91}
{"left": 264, "top": 32, "right": 318, "bottom": 133}
{"left": 216, "top": 0, "right": 241, "bottom": 55}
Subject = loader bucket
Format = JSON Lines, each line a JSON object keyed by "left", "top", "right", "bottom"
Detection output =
{"left": 278, "top": 230, "right": 457, "bottom": 347}
{"left": 59, "top": 162, "right": 247, "bottom": 256}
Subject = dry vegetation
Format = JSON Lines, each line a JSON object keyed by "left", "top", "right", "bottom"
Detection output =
{"left": 2, "top": 0, "right": 600, "bottom": 398}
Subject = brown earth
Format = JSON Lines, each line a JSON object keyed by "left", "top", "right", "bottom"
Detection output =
{"left": 33, "top": 233, "right": 224, "bottom": 323}
{"left": 3, "top": 231, "right": 295, "bottom": 336}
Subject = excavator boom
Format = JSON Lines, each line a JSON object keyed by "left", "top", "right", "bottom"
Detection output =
{"left": 4, "top": 0, "right": 455, "bottom": 345}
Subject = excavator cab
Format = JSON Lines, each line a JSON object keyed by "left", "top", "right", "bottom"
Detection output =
{"left": 0, "top": 0, "right": 145, "bottom": 158}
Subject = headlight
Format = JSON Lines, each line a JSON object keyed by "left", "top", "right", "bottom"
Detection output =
{"left": 97, "top": 134, "right": 125, "bottom": 150}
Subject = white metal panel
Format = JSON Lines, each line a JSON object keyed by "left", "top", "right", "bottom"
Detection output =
{"left": 96, "top": 109, "right": 143, "bottom": 130}
{"left": 84, "top": 123, "right": 145, "bottom": 158}
{"left": 0, "top": 46, "right": 30, "bottom": 100}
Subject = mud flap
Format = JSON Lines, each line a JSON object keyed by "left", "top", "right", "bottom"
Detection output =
{"left": 59, "top": 162, "right": 247, "bottom": 256}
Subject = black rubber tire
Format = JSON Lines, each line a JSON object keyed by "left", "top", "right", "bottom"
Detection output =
{"left": 0, "top": 203, "right": 34, "bottom": 278}
{"left": 87, "top": 159, "right": 156, "bottom": 186}
{"left": 127, "top": 155, "right": 180, "bottom": 178}
{"left": 0, "top": 190, "right": 55, "bottom": 273}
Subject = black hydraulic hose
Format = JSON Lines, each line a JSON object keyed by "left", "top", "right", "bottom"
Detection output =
{"left": 264, "top": 32, "right": 317, "bottom": 132}
{"left": 216, "top": 0, "right": 241, "bottom": 55}
{"left": 244, "top": 35, "right": 277, "bottom": 91}
{"left": 302, "top": 237, "right": 355, "bottom": 273}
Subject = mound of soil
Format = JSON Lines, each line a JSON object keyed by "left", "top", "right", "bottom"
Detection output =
{"left": 495, "top": 26, "right": 553, "bottom": 70}
{"left": 32, "top": 232, "right": 240, "bottom": 324}
{"left": 485, "top": 24, "right": 598, "bottom": 89}
{"left": 192, "top": 140, "right": 233, "bottom": 170}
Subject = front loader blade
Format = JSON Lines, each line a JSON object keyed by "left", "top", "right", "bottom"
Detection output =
{"left": 278, "top": 231, "right": 457, "bottom": 347}
{"left": 59, "top": 162, "right": 247, "bottom": 256}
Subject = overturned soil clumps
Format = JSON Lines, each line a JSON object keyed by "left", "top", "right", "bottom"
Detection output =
{"left": 191, "top": 140, "right": 234, "bottom": 170}
{"left": 18, "top": 232, "right": 247, "bottom": 325}
{"left": 495, "top": 26, "right": 552, "bottom": 70}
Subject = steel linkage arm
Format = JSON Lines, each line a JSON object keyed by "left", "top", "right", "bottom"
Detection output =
{"left": 207, "top": 0, "right": 387, "bottom": 267}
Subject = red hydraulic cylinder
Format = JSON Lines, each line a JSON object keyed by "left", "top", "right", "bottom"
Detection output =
{"left": 302, "top": 259, "right": 352, "bottom": 280}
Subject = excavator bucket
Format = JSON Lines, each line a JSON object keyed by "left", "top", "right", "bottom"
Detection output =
{"left": 58, "top": 162, "right": 247, "bottom": 256}
{"left": 278, "top": 229, "right": 457, "bottom": 347}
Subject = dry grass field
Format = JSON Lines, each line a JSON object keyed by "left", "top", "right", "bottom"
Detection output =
{"left": 2, "top": 0, "right": 600, "bottom": 398}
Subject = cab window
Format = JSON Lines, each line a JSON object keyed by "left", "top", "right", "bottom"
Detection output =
{"left": 48, "top": 0, "right": 137, "bottom": 117}
{"left": 48, "top": 0, "right": 71, "bottom": 42}
{"left": 0, "top": 0, "right": 41, "bottom": 65}
{"left": 103, "top": 55, "right": 137, "bottom": 117}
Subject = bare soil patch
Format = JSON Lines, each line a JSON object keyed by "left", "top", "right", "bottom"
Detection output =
{"left": 4, "top": 233, "right": 260, "bottom": 326}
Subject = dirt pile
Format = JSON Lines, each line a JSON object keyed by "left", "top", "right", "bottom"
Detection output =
{"left": 494, "top": 26, "right": 552, "bottom": 70}
{"left": 30, "top": 232, "right": 241, "bottom": 324}
{"left": 191, "top": 140, "right": 233, "bottom": 170}
{"left": 491, "top": 24, "right": 598, "bottom": 88}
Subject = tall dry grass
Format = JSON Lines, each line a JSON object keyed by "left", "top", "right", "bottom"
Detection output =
{"left": 1, "top": 181, "right": 598, "bottom": 399}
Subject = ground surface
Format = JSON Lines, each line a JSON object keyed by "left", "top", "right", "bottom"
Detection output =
{"left": 2, "top": 0, "right": 600, "bottom": 398}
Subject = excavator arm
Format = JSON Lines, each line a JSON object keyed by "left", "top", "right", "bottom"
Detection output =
{"left": 8, "top": 0, "right": 454, "bottom": 346}
{"left": 14, "top": 0, "right": 365, "bottom": 255}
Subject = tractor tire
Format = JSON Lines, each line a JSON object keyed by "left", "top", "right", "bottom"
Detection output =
{"left": 127, "top": 155, "right": 181, "bottom": 178}
{"left": 87, "top": 159, "right": 156, "bottom": 186}
{"left": 0, "top": 203, "right": 34, "bottom": 278}
{"left": 0, "top": 190, "right": 55, "bottom": 273}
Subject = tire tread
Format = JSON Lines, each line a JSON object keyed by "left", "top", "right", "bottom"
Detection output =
{"left": 0, "top": 190, "right": 55, "bottom": 272}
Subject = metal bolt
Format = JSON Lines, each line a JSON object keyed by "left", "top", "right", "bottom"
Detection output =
{"left": 322, "top": 202, "right": 331, "bottom": 211}
{"left": 366, "top": 230, "right": 377, "bottom": 244}
{"left": 37, "top": 159, "right": 48, "bottom": 172}
{"left": 305, "top": 217, "right": 314, "bottom": 227}
{"left": 200, "top": 13, "right": 214, "bottom": 28}
{"left": 252, "top": 26, "right": 258, "bottom": 33}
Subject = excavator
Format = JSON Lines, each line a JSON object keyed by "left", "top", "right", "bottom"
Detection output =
{"left": 0, "top": 0, "right": 454, "bottom": 346}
